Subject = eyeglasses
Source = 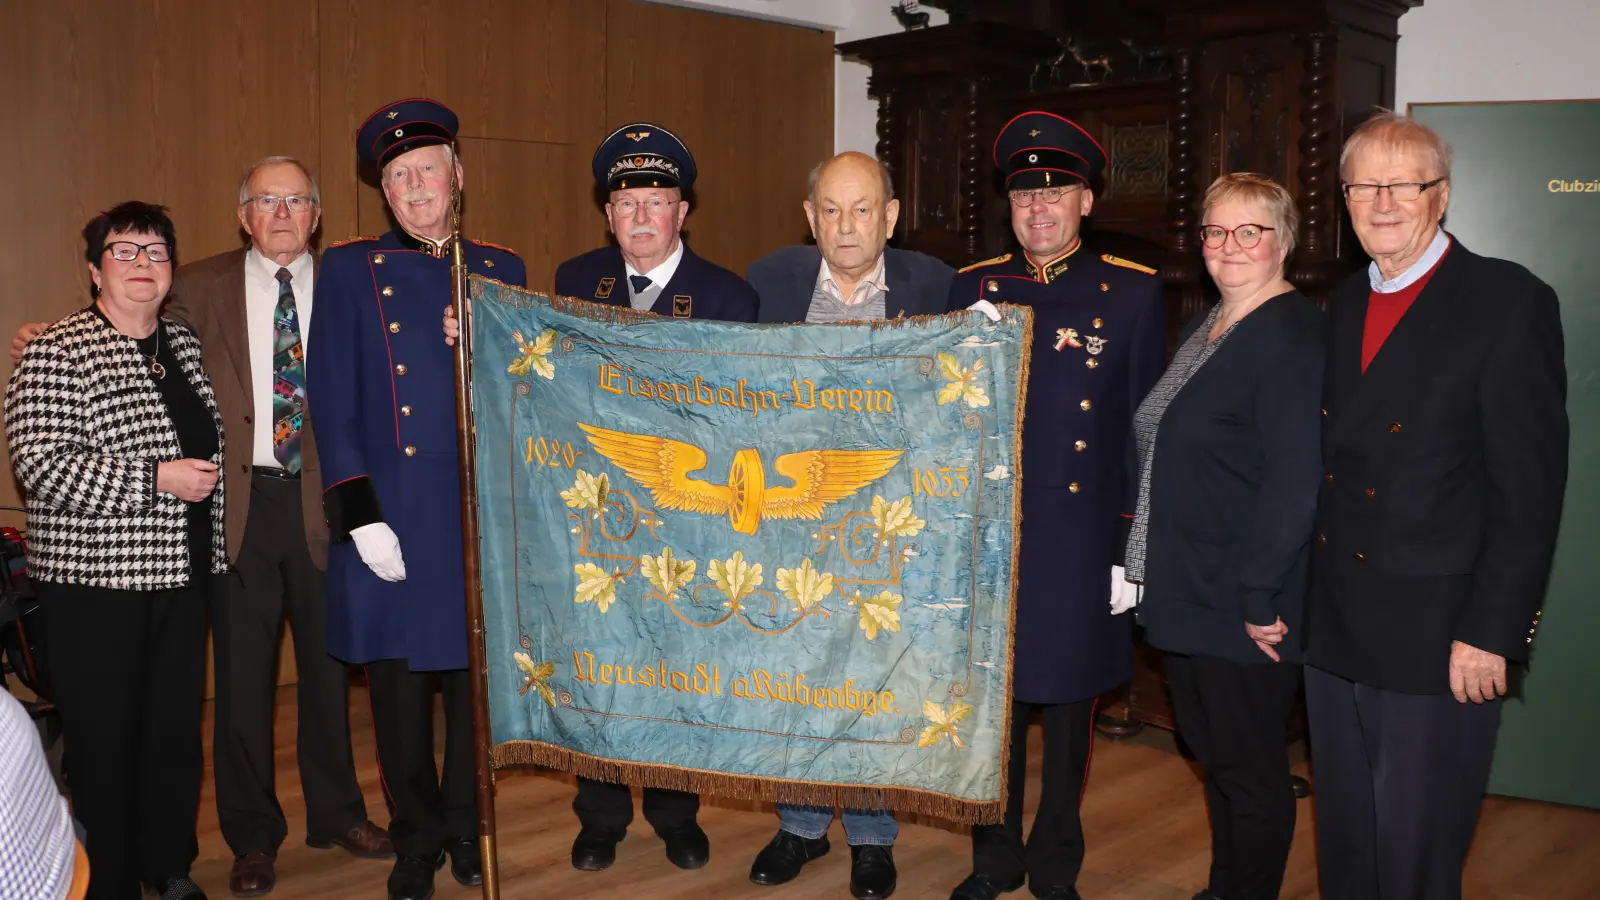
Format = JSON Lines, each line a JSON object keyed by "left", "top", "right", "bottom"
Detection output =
{"left": 1008, "top": 186, "right": 1082, "bottom": 207}
{"left": 611, "top": 197, "right": 678, "bottom": 217}
{"left": 104, "top": 241, "right": 172, "bottom": 263}
{"left": 243, "top": 194, "right": 317, "bottom": 213}
{"left": 1199, "top": 224, "right": 1275, "bottom": 250}
{"left": 1341, "top": 179, "right": 1446, "bottom": 203}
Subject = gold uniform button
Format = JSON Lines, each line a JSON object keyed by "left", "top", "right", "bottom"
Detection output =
{"left": 395, "top": 364, "right": 408, "bottom": 375}
{"left": 1390, "top": 421, "right": 1403, "bottom": 433}
{"left": 1080, "top": 399, "right": 1092, "bottom": 411}
{"left": 404, "top": 445, "right": 416, "bottom": 457}
{"left": 382, "top": 286, "right": 394, "bottom": 297}
{"left": 1074, "top": 440, "right": 1087, "bottom": 452}
{"left": 1086, "top": 358, "right": 1098, "bottom": 369}
{"left": 1068, "top": 482, "right": 1081, "bottom": 493}
{"left": 485, "top": 259, "right": 495, "bottom": 268}
{"left": 389, "top": 321, "right": 401, "bottom": 333}
{"left": 1316, "top": 534, "right": 1327, "bottom": 546}
{"left": 1100, "top": 283, "right": 1109, "bottom": 292}
{"left": 1324, "top": 471, "right": 1334, "bottom": 482}
{"left": 401, "top": 405, "right": 413, "bottom": 416}
{"left": 1321, "top": 408, "right": 1328, "bottom": 417}
{"left": 373, "top": 253, "right": 386, "bottom": 264}
{"left": 1092, "top": 317, "right": 1104, "bottom": 328}
{"left": 1354, "top": 552, "right": 1366, "bottom": 562}
{"left": 987, "top": 280, "right": 999, "bottom": 293}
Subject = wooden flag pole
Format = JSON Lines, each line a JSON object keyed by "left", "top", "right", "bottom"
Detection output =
{"left": 448, "top": 148, "right": 500, "bottom": 900}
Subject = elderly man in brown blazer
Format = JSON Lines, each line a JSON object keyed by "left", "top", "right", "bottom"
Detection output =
{"left": 13, "top": 156, "right": 392, "bottom": 897}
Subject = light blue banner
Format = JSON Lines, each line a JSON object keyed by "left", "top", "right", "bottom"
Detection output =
{"left": 470, "top": 278, "right": 1031, "bottom": 821}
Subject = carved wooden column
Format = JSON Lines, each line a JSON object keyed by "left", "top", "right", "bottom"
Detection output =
{"left": 958, "top": 77, "right": 986, "bottom": 263}
{"left": 873, "top": 78, "right": 904, "bottom": 202}
{"left": 1166, "top": 47, "right": 1210, "bottom": 328}
{"left": 1292, "top": 29, "right": 1345, "bottom": 299}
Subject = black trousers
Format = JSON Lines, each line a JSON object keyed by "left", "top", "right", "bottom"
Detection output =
{"left": 972, "top": 699, "right": 1095, "bottom": 894}
{"left": 573, "top": 777, "right": 699, "bottom": 837}
{"left": 38, "top": 577, "right": 211, "bottom": 900}
{"left": 1305, "top": 665, "right": 1502, "bottom": 900}
{"left": 1164, "top": 652, "right": 1302, "bottom": 900}
{"left": 212, "top": 473, "right": 367, "bottom": 855}
{"left": 365, "top": 660, "right": 476, "bottom": 857}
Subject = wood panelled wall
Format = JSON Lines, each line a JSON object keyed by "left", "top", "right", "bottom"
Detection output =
{"left": 0, "top": 0, "right": 834, "bottom": 686}
{"left": 0, "top": 0, "right": 833, "bottom": 499}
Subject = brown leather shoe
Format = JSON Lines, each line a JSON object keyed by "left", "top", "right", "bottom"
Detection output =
{"left": 307, "top": 820, "right": 396, "bottom": 859}
{"left": 229, "top": 852, "right": 276, "bottom": 898}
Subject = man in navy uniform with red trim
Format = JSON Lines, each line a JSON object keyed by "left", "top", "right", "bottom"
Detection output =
{"left": 307, "top": 97, "right": 526, "bottom": 900}
{"left": 946, "top": 111, "right": 1166, "bottom": 900}
{"left": 554, "top": 123, "right": 759, "bottom": 323}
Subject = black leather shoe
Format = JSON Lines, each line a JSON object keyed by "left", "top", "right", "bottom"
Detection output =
{"left": 386, "top": 852, "right": 443, "bottom": 900}
{"left": 849, "top": 845, "right": 897, "bottom": 899}
{"left": 749, "top": 830, "right": 831, "bottom": 886}
{"left": 147, "top": 877, "right": 207, "bottom": 900}
{"left": 446, "top": 838, "right": 483, "bottom": 886}
{"left": 660, "top": 822, "right": 710, "bottom": 869}
{"left": 571, "top": 828, "right": 620, "bottom": 871}
{"left": 1035, "top": 887, "right": 1083, "bottom": 900}
{"left": 949, "top": 873, "right": 1025, "bottom": 900}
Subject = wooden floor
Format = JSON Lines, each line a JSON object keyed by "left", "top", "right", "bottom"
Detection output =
{"left": 182, "top": 685, "right": 1599, "bottom": 900}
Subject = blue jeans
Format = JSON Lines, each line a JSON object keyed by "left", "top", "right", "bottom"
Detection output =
{"left": 776, "top": 804, "right": 898, "bottom": 846}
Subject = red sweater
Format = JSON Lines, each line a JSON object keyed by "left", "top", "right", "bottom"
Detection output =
{"left": 1361, "top": 241, "right": 1451, "bottom": 372}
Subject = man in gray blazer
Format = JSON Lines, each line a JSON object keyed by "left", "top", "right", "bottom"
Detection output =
{"left": 743, "top": 152, "right": 954, "bottom": 900}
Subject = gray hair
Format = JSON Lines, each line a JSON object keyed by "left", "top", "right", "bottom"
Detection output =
{"left": 807, "top": 154, "right": 895, "bottom": 205}
{"left": 1339, "top": 109, "right": 1454, "bottom": 182}
{"left": 238, "top": 156, "right": 321, "bottom": 206}
{"left": 380, "top": 143, "right": 457, "bottom": 182}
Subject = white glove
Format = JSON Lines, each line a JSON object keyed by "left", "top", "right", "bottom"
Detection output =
{"left": 1109, "top": 565, "right": 1141, "bottom": 614}
{"left": 966, "top": 299, "right": 1003, "bottom": 322}
{"left": 351, "top": 522, "right": 407, "bottom": 582}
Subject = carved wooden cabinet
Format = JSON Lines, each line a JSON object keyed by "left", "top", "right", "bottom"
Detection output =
{"left": 842, "top": 0, "right": 1422, "bottom": 736}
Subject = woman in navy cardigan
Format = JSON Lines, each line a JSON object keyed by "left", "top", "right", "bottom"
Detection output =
{"left": 1124, "top": 174, "right": 1324, "bottom": 900}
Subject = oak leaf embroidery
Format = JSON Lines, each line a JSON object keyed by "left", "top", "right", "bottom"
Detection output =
{"left": 573, "top": 562, "right": 622, "bottom": 613}
{"left": 869, "top": 495, "right": 925, "bottom": 543}
{"left": 513, "top": 652, "right": 556, "bottom": 707}
{"left": 918, "top": 699, "right": 974, "bottom": 748}
{"left": 641, "top": 546, "right": 697, "bottom": 601}
{"left": 560, "top": 470, "right": 608, "bottom": 512}
{"left": 935, "top": 352, "right": 990, "bottom": 408}
{"left": 708, "top": 551, "right": 763, "bottom": 612}
{"left": 848, "top": 589, "right": 903, "bottom": 641}
{"left": 507, "top": 329, "right": 557, "bottom": 379}
{"left": 775, "top": 558, "right": 834, "bottom": 613}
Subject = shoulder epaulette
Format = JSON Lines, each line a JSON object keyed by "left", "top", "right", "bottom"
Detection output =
{"left": 469, "top": 238, "right": 521, "bottom": 256}
{"left": 958, "top": 253, "right": 1012, "bottom": 274}
{"left": 1101, "top": 253, "right": 1158, "bottom": 275}
{"left": 328, "top": 235, "right": 379, "bottom": 248}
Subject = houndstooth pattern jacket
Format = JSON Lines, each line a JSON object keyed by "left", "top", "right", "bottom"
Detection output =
{"left": 4, "top": 308, "right": 227, "bottom": 588}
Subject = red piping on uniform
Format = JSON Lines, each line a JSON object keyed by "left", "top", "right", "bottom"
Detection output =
{"left": 369, "top": 118, "right": 438, "bottom": 164}
{"left": 356, "top": 98, "right": 455, "bottom": 133}
{"left": 323, "top": 474, "right": 371, "bottom": 494}
{"left": 361, "top": 665, "right": 398, "bottom": 819}
{"left": 367, "top": 253, "right": 402, "bottom": 447}
{"left": 1081, "top": 698, "right": 1099, "bottom": 802}
{"left": 992, "top": 110, "right": 1110, "bottom": 165}
{"left": 1005, "top": 146, "right": 1091, "bottom": 166}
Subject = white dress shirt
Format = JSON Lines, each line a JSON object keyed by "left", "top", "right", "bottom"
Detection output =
{"left": 245, "top": 248, "right": 315, "bottom": 468}
{"left": 1368, "top": 229, "right": 1451, "bottom": 293}
{"left": 624, "top": 239, "right": 685, "bottom": 311}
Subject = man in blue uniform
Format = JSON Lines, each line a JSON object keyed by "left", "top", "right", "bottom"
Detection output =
{"left": 554, "top": 123, "right": 758, "bottom": 322}
{"left": 307, "top": 97, "right": 526, "bottom": 900}
{"left": 946, "top": 112, "right": 1165, "bottom": 900}
{"left": 554, "top": 122, "right": 756, "bottom": 876}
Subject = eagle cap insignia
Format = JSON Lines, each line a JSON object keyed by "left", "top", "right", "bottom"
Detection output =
{"left": 386, "top": 111, "right": 398, "bottom": 119}
{"left": 578, "top": 423, "right": 905, "bottom": 536}
{"left": 1029, "top": 129, "right": 1041, "bottom": 137}
{"left": 624, "top": 131, "right": 651, "bottom": 141}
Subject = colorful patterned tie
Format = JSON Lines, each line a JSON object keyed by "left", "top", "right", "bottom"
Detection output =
{"left": 272, "top": 267, "right": 306, "bottom": 474}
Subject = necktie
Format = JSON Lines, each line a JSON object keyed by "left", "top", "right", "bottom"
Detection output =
{"left": 629, "top": 274, "right": 653, "bottom": 295}
{"left": 272, "top": 267, "right": 306, "bottom": 474}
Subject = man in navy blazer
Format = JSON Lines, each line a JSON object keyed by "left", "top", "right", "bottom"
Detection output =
{"left": 742, "top": 152, "right": 951, "bottom": 900}
{"left": 1309, "top": 112, "right": 1567, "bottom": 900}
{"left": 748, "top": 152, "right": 953, "bottom": 326}
{"left": 554, "top": 123, "right": 758, "bottom": 323}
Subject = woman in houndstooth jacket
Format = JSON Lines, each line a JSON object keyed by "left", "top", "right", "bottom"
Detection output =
{"left": 5, "top": 202, "right": 226, "bottom": 900}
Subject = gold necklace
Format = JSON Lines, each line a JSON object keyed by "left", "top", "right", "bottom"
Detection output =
{"left": 142, "top": 325, "right": 165, "bottom": 380}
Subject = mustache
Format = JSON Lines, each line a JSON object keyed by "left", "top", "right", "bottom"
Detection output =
{"left": 400, "top": 188, "right": 437, "bottom": 205}
{"left": 627, "top": 225, "right": 660, "bottom": 238}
